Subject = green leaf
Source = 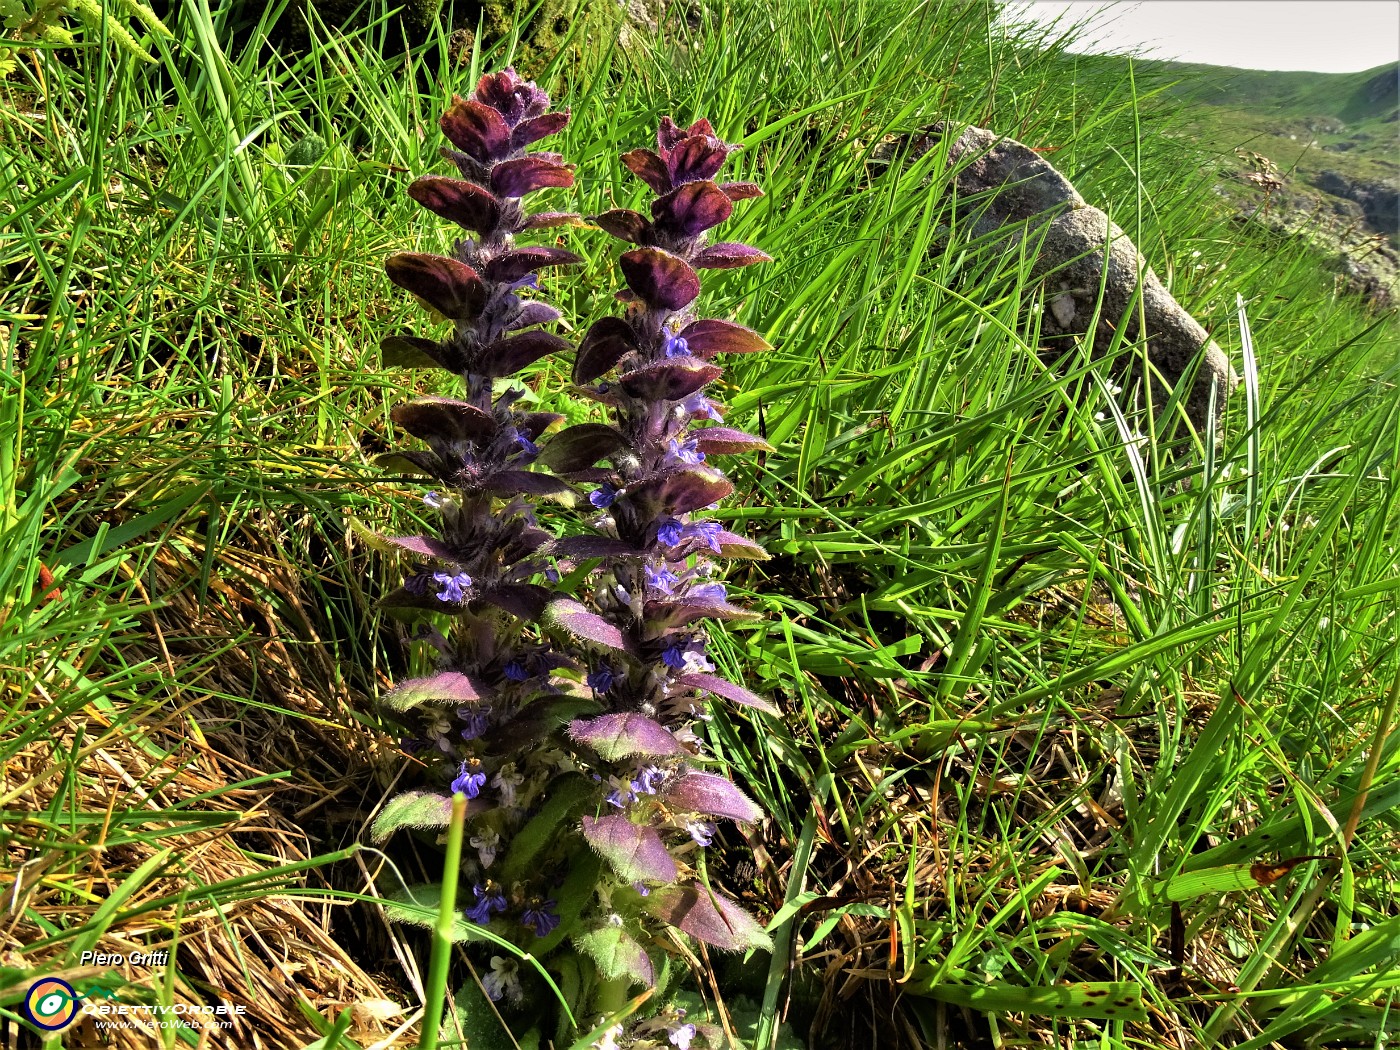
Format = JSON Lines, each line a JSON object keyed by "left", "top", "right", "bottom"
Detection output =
{"left": 383, "top": 884, "right": 488, "bottom": 943}
{"left": 573, "top": 925, "right": 655, "bottom": 987}
{"left": 370, "top": 791, "right": 458, "bottom": 843}
{"left": 908, "top": 978, "right": 1148, "bottom": 1022}
{"left": 497, "top": 774, "right": 594, "bottom": 883}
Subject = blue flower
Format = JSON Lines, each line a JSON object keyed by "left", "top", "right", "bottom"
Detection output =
{"left": 684, "top": 520, "right": 723, "bottom": 553}
{"left": 605, "top": 774, "right": 637, "bottom": 808}
{"left": 682, "top": 391, "right": 723, "bottom": 422}
{"left": 666, "top": 436, "right": 705, "bottom": 466}
{"left": 687, "top": 819, "right": 716, "bottom": 846}
{"left": 482, "top": 956, "right": 522, "bottom": 1004}
{"left": 687, "top": 582, "right": 727, "bottom": 604}
{"left": 433, "top": 571, "right": 472, "bottom": 603}
{"left": 631, "top": 881, "right": 651, "bottom": 897}
{"left": 451, "top": 759, "right": 487, "bottom": 798}
{"left": 456, "top": 704, "right": 491, "bottom": 741}
{"left": 632, "top": 764, "right": 665, "bottom": 795}
{"left": 587, "top": 663, "right": 619, "bottom": 692}
{"left": 521, "top": 897, "right": 560, "bottom": 937}
{"left": 644, "top": 563, "right": 679, "bottom": 595}
{"left": 656, "top": 517, "right": 685, "bottom": 547}
{"left": 589, "top": 483, "right": 618, "bottom": 509}
{"left": 465, "top": 882, "right": 508, "bottom": 924}
{"left": 670, "top": 1023, "right": 698, "bottom": 1050}
{"left": 510, "top": 428, "right": 540, "bottom": 456}
{"left": 503, "top": 660, "right": 529, "bottom": 682}
{"left": 403, "top": 571, "right": 432, "bottom": 596}
{"left": 662, "top": 330, "right": 690, "bottom": 358}
{"left": 661, "top": 640, "right": 688, "bottom": 669}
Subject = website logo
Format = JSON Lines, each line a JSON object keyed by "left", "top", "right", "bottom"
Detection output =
{"left": 23, "top": 977, "right": 79, "bottom": 1032}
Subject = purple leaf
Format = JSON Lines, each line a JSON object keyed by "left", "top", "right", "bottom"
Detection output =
{"left": 382, "top": 533, "right": 459, "bottom": 561}
{"left": 509, "top": 301, "right": 563, "bottom": 330}
{"left": 478, "top": 329, "right": 570, "bottom": 377}
{"left": 714, "top": 529, "right": 769, "bottom": 560}
{"left": 568, "top": 713, "right": 684, "bottom": 760}
{"left": 439, "top": 97, "right": 510, "bottom": 162}
{"left": 573, "top": 926, "right": 655, "bottom": 987}
{"left": 385, "top": 253, "right": 486, "bottom": 319}
{"left": 663, "top": 771, "right": 763, "bottom": 823}
{"left": 483, "top": 470, "right": 576, "bottom": 502}
{"left": 549, "top": 536, "right": 642, "bottom": 559}
{"left": 491, "top": 156, "right": 575, "bottom": 197}
{"left": 618, "top": 359, "right": 722, "bottom": 402}
{"left": 693, "top": 242, "right": 772, "bottom": 269}
{"left": 371, "top": 791, "right": 466, "bottom": 843}
{"left": 644, "top": 595, "right": 759, "bottom": 630}
{"left": 474, "top": 68, "right": 547, "bottom": 126}
{"left": 574, "top": 317, "right": 637, "bottom": 384}
{"left": 522, "top": 210, "right": 584, "bottom": 229}
{"left": 546, "top": 598, "right": 632, "bottom": 652}
{"left": 676, "top": 672, "right": 780, "bottom": 715}
{"left": 657, "top": 116, "right": 713, "bottom": 152}
{"left": 382, "top": 672, "right": 486, "bottom": 711}
{"left": 407, "top": 175, "right": 501, "bottom": 235}
{"left": 591, "top": 209, "right": 653, "bottom": 244}
{"left": 651, "top": 181, "right": 733, "bottom": 237}
{"left": 678, "top": 318, "right": 771, "bottom": 357}
{"left": 511, "top": 109, "right": 570, "bottom": 149}
{"left": 519, "top": 411, "right": 567, "bottom": 439}
{"left": 690, "top": 426, "right": 772, "bottom": 455}
{"left": 381, "top": 335, "right": 464, "bottom": 371}
{"left": 718, "top": 181, "right": 764, "bottom": 200}
{"left": 480, "top": 583, "right": 549, "bottom": 621}
{"left": 536, "top": 423, "right": 626, "bottom": 472}
{"left": 374, "top": 451, "right": 440, "bottom": 477}
{"left": 582, "top": 815, "right": 679, "bottom": 883}
{"left": 619, "top": 248, "right": 701, "bottom": 311}
{"left": 667, "top": 134, "right": 734, "bottom": 185}
{"left": 391, "top": 398, "right": 496, "bottom": 443}
{"left": 484, "top": 245, "right": 584, "bottom": 283}
{"left": 621, "top": 148, "right": 672, "bottom": 194}
{"left": 645, "top": 884, "right": 772, "bottom": 951}
{"left": 627, "top": 467, "right": 733, "bottom": 516}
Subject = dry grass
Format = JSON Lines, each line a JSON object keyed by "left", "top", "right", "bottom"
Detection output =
{"left": 3, "top": 518, "right": 422, "bottom": 1048}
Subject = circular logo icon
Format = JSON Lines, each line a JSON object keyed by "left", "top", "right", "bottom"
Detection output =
{"left": 24, "top": 978, "right": 79, "bottom": 1031}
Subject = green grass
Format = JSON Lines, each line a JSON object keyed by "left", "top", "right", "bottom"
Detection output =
{"left": 3, "top": 0, "right": 1398, "bottom": 1047}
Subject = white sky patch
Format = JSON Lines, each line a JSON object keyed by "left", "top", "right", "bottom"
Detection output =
{"left": 1001, "top": 1, "right": 1400, "bottom": 73}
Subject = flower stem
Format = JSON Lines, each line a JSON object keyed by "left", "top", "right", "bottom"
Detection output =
{"left": 419, "top": 792, "right": 468, "bottom": 1050}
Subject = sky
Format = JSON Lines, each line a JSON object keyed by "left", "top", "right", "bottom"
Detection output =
{"left": 1001, "top": 1, "right": 1400, "bottom": 73}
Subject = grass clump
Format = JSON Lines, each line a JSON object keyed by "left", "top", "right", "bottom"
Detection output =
{"left": 2, "top": 0, "right": 1397, "bottom": 1047}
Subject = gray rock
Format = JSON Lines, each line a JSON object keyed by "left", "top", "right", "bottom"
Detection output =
{"left": 885, "top": 123, "right": 1236, "bottom": 436}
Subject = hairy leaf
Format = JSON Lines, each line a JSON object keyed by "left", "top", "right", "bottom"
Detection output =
{"left": 382, "top": 672, "right": 487, "bottom": 711}
{"left": 582, "top": 814, "right": 679, "bottom": 884}
{"left": 568, "top": 713, "right": 684, "bottom": 760}
{"left": 645, "top": 884, "right": 772, "bottom": 951}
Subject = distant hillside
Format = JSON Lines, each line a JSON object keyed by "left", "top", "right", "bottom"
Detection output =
{"left": 1041, "top": 54, "right": 1398, "bottom": 306}
{"left": 1143, "top": 60, "right": 1398, "bottom": 131}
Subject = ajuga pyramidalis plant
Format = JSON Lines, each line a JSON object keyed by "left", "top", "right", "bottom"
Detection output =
{"left": 371, "top": 72, "right": 776, "bottom": 1049}
{"left": 544, "top": 116, "right": 778, "bottom": 1008}
{"left": 369, "top": 65, "right": 583, "bottom": 949}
